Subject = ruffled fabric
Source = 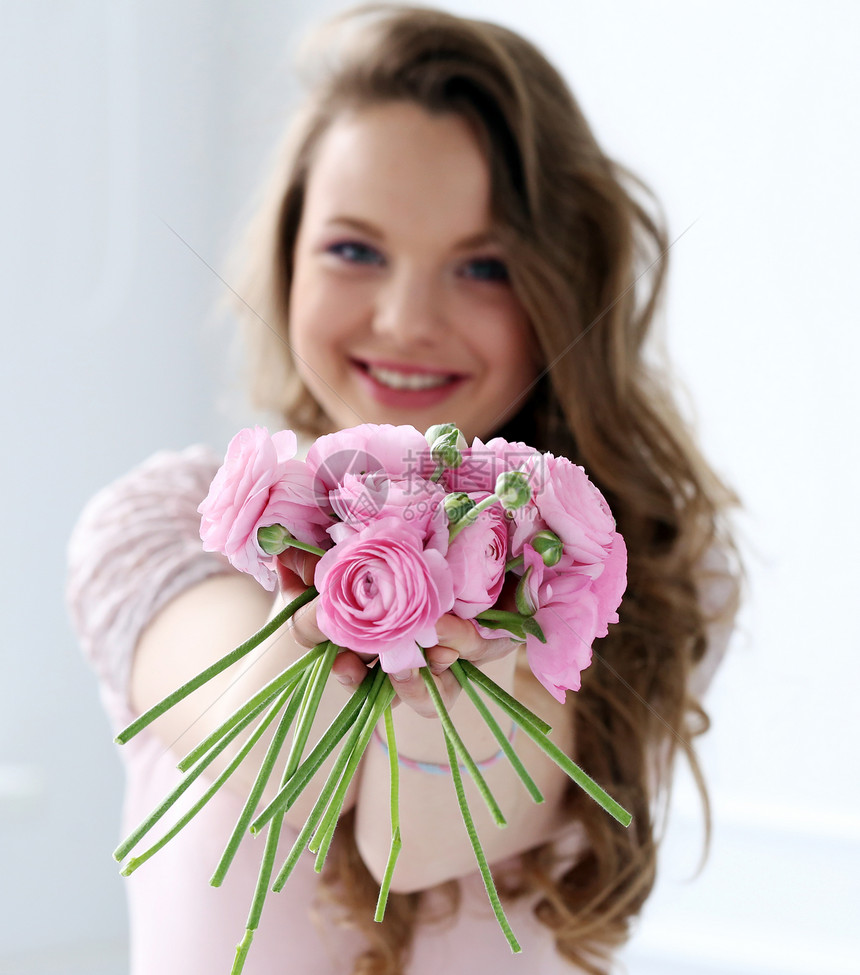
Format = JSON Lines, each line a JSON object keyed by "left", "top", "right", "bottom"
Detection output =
{"left": 66, "top": 446, "right": 235, "bottom": 704}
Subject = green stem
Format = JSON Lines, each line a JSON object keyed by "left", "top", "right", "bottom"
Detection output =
{"left": 443, "top": 728, "right": 521, "bottom": 952}
{"left": 458, "top": 660, "right": 552, "bottom": 735}
{"left": 210, "top": 667, "right": 312, "bottom": 887}
{"left": 283, "top": 643, "right": 339, "bottom": 780}
{"left": 257, "top": 672, "right": 374, "bottom": 822}
{"left": 177, "top": 644, "right": 326, "bottom": 772}
{"left": 374, "top": 703, "right": 401, "bottom": 922}
{"left": 449, "top": 661, "right": 544, "bottom": 804}
{"left": 279, "top": 539, "right": 326, "bottom": 557}
{"left": 448, "top": 493, "right": 500, "bottom": 542}
{"left": 119, "top": 686, "right": 291, "bottom": 876}
{"left": 113, "top": 697, "right": 270, "bottom": 863}
{"left": 310, "top": 678, "right": 396, "bottom": 871}
{"left": 232, "top": 809, "right": 284, "bottom": 975}
{"left": 269, "top": 668, "right": 388, "bottom": 891}
{"left": 504, "top": 554, "right": 525, "bottom": 572}
{"left": 115, "top": 587, "right": 318, "bottom": 745}
{"left": 229, "top": 645, "right": 338, "bottom": 974}
{"left": 468, "top": 677, "right": 632, "bottom": 828}
{"left": 419, "top": 666, "right": 506, "bottom": 828}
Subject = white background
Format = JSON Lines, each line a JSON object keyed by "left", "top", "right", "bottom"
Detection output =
{"left": 1, "top": 2, "right": 858, "bottom": 973}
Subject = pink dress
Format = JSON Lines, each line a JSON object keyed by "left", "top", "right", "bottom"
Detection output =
{"left": 67, "top": 447, "right": 597, "bottom": 975}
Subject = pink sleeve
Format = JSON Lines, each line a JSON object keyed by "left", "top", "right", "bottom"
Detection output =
{"left": 66, "top": 446, "right": 236, "bottom": 707}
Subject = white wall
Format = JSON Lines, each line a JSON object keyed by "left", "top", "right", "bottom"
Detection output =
{"left": 2, "top": 1, "right": 857, "bottom": 972}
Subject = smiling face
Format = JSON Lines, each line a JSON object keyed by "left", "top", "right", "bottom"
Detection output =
{"left": 287, "top": 101, "right": 539, "bottom": 442}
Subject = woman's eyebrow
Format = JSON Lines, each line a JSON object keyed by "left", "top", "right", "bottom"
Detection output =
{"left": 325, "top": 216, "right": 383, "bottom": 237}
{"left": 324, "top": 217, "right": 501, "bottom": 251}
{"left": 454, "top": 231, "right": 501, "bottom": 251}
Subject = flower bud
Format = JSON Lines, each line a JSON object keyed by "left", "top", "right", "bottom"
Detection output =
{"left": 256, "top": 524, "right": 292, "bottom": 555}
{"left": 494, "top": 471, "right": 531, "bottom": 510}
{"left": 424, "top": 422, "right": 463, "bottom": 446}
{"left": 530, "top": 529, "right": 563, "bottom": 566}
{"left": 428, "top": 425, "right": 467, "bottom": 470}
{"left": 515, "top": 567, "right": 536, "bottom": 615}
{"left": 443, "top": 492, "right": 475, "bottom": 524}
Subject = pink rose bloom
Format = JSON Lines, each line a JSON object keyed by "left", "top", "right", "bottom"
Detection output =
{"left": 525, "top": 453, "right": 616, "bottom": 565}
{"left": 445, "top": 438, "right": 547, "bottom": 555}
{"left": 306, "top": 424, "right": 433, "bottom": 512}
{"left": 259, "top": 465, "right": 334, "bottom": 551}
{"left": 582, "top": 530, "right": 627, "bottom": 637}
{"left": 521, "top": 547, "right": 599, "bottom": 702}
{"left": 443, "top": 436, "right": 541, "bottom": 494}
{"left": 442, "top": 438, "right": 497, "bottom": 494}
{"left": 520, "top": 526, "right": 626, "bottom": 701}
{"left": 446, "top": 493, "right": 508, "bottom": 618}
{"left": 199, "top": 426, "right": 323, "bottom": 591}
{"left": 328, "top": 474, "right": 449, "bottom": 554}
{"left": 314, "top": 517, "right": 455, "bottom": 673}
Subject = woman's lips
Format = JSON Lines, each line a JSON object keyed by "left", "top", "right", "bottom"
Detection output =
{"left": 350, "top": 358, "right": 467, "bottom": 408}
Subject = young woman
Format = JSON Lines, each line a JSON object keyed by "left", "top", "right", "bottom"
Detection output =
{"left": 68, "top": 6, "right": 739, "bottom": 973}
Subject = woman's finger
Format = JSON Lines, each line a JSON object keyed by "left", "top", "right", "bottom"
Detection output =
{"left": 331, "top": 649, "right": 371, "bottom": 688}
{"left": 276, "top": 548, "right": 320, "bottom": 589}
{"left": 284, "top": 596, "right": 328, "bottom": 649}
{"left": 434, "top": 614, "right": 517, "bottom": 666}
{"left": 389, "top": 665, "right": 460, "bottom": 718}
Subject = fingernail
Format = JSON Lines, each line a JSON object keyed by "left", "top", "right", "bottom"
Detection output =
{"left": 334, "top": 673, "right": 355, "bottom": 686}
{"left": 391, "top": 669, "right": 414, "bottom": 683}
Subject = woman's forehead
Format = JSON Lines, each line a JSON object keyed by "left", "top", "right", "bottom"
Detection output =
{"left": 301, "top": 102, "right": 496, "bottom": 245}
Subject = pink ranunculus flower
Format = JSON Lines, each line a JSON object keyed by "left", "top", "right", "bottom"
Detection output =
{"left": 520, "top": 547, "right": 598, "bottom": 702}
{"left": 306, "top": 423, "right": 434, "bottom": 514}
{"left": 584, "top": 528, "right": 627, "bottom": 637}
{"left": 328, "top": 474, "right": 449, "bottom": 554}
{"left": 314, "top": 517, "right": 455, "bottom": 673}
{"left": 520, "top": 526, "right": 627, "bottom": 701}
{"left": 524, "top": 453, "right": 616, "bottom": 565}
{"left": 259, "top": 463, "right": 335, "bottom": 551}
{"left": 198, "top": 426, "right": 315, "bottom": 591}
{"left": 442, "top": 436, "right": 540, "bottom": 495}
{"left": 447, "top": 493, "right": 509, "bottom": 618}
{"left": 442, "top": 438, "right": 497, "bottom": 494}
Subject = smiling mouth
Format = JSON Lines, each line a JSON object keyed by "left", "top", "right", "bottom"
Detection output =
{"left": 356, "top": 360, "right": 461, "bottom": 391}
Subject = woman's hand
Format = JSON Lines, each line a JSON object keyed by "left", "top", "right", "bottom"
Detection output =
{"left": 376, "top": 615, "right": 520, "bottom": 717}
{"left": 277, "top": 545, "right": 521, "bottom": 717}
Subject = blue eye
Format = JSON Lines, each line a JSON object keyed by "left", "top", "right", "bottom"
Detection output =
{"left": 327, "top": 241, "right": 385, "bottom": 266}
{"left": 463, "top": 257, "right": 510, "bottom": 282}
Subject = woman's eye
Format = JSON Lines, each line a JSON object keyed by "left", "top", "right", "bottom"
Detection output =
{"left": 326, "top": 241, "right": 385, "bottom": 266}
{"left": 462, "top": 257, "right": 510, "bottom": 283}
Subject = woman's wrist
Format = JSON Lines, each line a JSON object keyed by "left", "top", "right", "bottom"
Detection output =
{"left": 385, "top": 650, "right": 518, "bottom": 765}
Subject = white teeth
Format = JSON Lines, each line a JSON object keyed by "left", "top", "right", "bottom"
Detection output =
{"left": 367, "top": 365, "right": 452, "bottom": 390}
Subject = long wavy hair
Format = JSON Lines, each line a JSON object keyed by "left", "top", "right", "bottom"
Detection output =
{"left": 232, "top": 5, "right": 740, "bottom": 972}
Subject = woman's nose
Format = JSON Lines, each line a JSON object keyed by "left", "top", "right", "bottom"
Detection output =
{"left": 372, "top": 268, "right": 443, "bottom": 346}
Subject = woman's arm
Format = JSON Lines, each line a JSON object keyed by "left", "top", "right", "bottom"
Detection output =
{"left": 132, "top": 571, "right": 574, "bottom": 892}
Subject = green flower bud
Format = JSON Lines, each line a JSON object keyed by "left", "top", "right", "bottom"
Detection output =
{"left": 515, "top": 567, "right": 537, "bottom": 615}
{"left": 443, "top": 492, "right": 475, "bottom": 524}
{"left": 530, "top": 529, "right": 563, "bottom": 566}
{"left": 428, "top": 425, "right": 467, "bottom": 470}
{"left": 521, "top": 616, "right": 547, "bottom": 643}
{"left": 494, "top": 470, "right": 531, "bottom": 510}
{"left": 424, "top": 422, "right": 463, "bottom": 446}
{"left": 256, "top": 524, "right": 292, "bottom": 555}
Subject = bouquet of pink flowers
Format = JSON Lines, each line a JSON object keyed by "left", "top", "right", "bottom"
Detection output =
{"left": 113, "top": 422, "right": 630, "bottom": 973}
